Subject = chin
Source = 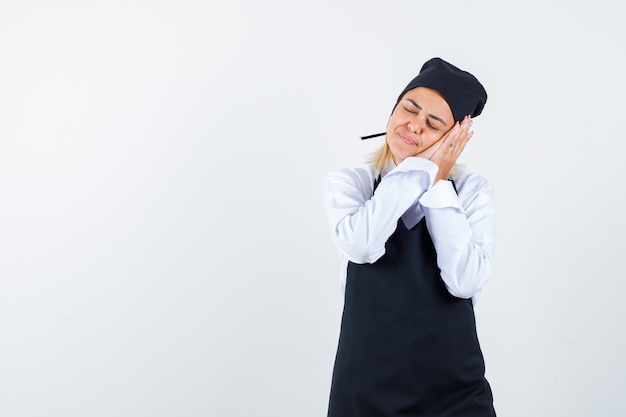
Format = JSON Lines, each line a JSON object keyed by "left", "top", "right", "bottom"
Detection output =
{"left": 390, "top": 147, "right": 413, "bottom": 165}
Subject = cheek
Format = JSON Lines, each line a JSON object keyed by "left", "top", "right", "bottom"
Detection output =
{"left": 423, "top": 132, "right": 444, "bottom": 147}
{"left": 387, "top": 112, "right": 408, "bottom": 129}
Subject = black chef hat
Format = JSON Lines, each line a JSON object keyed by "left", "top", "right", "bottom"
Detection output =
{"left": 361, "top": 57, "right": 487, "bottom": 140}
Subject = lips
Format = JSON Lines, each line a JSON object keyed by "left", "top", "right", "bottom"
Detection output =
{"left": 399, "top": 133, "right": 416, "bottom": 146}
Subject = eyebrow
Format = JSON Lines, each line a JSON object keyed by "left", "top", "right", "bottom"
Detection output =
{"left": 406, "top": 99, "right": 448, "bottom": 127}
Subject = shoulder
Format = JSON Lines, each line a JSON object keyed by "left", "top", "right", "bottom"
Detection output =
{"left": 451, "top": 166, "right": 493, "bottom": 193}
{"left": 451, "top": 166, "right": 494, "bottom": 207}
{"left": 324, "top": 163, "right": 376, "bottom": 196}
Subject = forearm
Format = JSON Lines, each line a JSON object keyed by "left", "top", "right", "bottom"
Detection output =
{"left": 420, "top": 178, "right": 496, "bottom": 300}
{"left": 324, "top": 158, "right": 438, "bottom": 263}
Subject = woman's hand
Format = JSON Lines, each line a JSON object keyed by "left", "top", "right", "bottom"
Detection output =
{"left": 416, "top": 115, "right": 473, "bottom": 182}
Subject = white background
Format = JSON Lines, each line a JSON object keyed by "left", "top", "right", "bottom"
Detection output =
{"left": 1, "top": 1, "right": 625, "bottom": 416}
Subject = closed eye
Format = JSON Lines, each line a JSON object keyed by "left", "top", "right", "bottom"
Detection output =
{"left": 404, "top": 106, "right": 440, "bottom": 131}
{"left": 405, "top": 98, "right": 448, "bottom": 129}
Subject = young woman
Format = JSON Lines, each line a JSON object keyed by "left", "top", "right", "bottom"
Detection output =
{"left": 324, "top": 57, "right": 496, "bottom": 416}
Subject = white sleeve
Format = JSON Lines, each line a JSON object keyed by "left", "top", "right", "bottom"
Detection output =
{"left": 419, "top": 175, "right": 496, "bottom": 302}
{"left": 323, "top": 157, "right": 439, "bottom": 264}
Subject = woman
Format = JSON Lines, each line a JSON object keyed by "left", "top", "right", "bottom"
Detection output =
{"left": 324, "top": 57, "right": 496, "bottom": 416}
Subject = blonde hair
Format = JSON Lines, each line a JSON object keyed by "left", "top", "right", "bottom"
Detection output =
{"left": 367, "top": 140, "right": 393, "bottom": 177}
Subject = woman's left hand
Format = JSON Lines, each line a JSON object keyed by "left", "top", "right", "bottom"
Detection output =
{"left": 417, "top": 115, "right": 473, "bottom": 182}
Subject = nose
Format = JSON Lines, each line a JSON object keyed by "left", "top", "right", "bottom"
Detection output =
{"left": 408, "top": 117, "right": 424, "bottom": 133}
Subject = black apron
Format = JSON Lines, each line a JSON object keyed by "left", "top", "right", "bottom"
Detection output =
{"left": 327, "top": 178, "right": 495, "bottom": 417}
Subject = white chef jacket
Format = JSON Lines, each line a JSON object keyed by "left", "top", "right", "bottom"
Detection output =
{"left": 323, "top": 156, "right": 495, "bottom": 305}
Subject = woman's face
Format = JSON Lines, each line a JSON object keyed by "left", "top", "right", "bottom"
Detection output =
{"left": 386, "top": 87, "right": 454, "bottom": 164}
